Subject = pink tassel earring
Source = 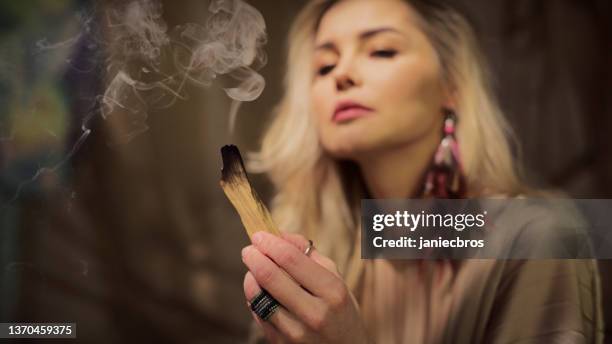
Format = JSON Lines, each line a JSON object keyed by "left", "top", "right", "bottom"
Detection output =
{"left": 424, "top": 108, "right": 466, "bottom": 198}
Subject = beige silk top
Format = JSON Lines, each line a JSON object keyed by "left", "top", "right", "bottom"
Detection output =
{"left": 356, "top": 199, "right": 604, "bottom": 343}
{"left": 357, "top": 259, "right": 603, "bottom": 343}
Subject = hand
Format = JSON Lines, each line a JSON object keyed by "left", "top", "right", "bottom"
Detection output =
{"left": 241, "top": 231, "right": 370, "bottom": 344}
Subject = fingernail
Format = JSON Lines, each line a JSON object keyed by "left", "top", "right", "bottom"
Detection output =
{"left": 252, "top": 232, "right": 263, "bottom": 245}
{"left": 241, "top": 246, "right": 251, "bottom": 259}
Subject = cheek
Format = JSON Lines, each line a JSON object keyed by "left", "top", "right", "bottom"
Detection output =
{"left": 374, "top": 59, "right": 444, "bottom": 131}
{"left": 377, "top": 58, "right": 442, "bottom": 110}
{"left": 311, "top": 83, "right": 332, "bottom": 131}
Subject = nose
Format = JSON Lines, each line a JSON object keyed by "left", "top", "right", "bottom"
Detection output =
{"left": 333, "top": 56, "right": 360, "bottom": 92}
{"left": 336, "top": 74, "right": 356, "bottom": 91}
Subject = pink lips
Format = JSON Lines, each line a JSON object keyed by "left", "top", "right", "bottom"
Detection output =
{"left": 333, "top": 100, "right": 373, "bottom": 123}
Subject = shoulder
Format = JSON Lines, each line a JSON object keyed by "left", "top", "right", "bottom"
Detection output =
{"left": 483, "top": 196, "right": 592, "bottom": 259}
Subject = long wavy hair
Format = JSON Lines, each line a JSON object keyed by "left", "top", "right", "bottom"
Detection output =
{"left": 249, "top": 0, "right": 526, "bottom": 289}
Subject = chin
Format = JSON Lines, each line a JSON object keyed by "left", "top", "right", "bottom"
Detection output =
{"left": 321, "top": 135, "right": 380, "bottom": 160}
{"left": 319, "top": 120, "right": 392, "bottom": 158}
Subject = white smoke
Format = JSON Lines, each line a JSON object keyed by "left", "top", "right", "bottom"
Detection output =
{"left": 106, "top": 0, "right": 169, "bottom": 66}
{"left": 2, "top": 0, "right": 268, "bottom": 203}
{"left": 98, "top": 0, "right": 267, "bottom": 143}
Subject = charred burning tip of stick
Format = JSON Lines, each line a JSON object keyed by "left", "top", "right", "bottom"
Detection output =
{"left": 221, "top": 144, "right": 248, "bottom": 183}
{"left": 219, "top": 144, "right": 281, "bottom": 238}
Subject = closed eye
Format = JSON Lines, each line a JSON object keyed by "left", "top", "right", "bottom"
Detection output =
{"left": 318, "top": 64, "right": 335, "bottom": 76}
{"left": 371, "top": 49, "right": 397, "bottom": 58}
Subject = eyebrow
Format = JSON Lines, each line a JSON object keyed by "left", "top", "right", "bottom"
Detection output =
{"left": 315, "top": 27, "right": 404, "bottom": 52}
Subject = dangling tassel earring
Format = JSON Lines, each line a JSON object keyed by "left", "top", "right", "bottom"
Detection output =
{"left": 423, "top": 108, "right": 466, "bottom": 198}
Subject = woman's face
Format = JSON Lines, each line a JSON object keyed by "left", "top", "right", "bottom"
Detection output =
{"left": 311, "top": 0, "right": 451, "bottom": 159}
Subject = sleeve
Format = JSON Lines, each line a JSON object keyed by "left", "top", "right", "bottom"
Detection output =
{"left": 483, "top": 259, "right": 604, "bottom": 344}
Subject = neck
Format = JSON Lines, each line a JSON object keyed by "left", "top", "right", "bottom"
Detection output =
{"left": 356, "top": 131, "right": 441, "bottom": 199}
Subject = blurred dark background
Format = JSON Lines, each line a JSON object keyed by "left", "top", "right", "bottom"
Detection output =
{"left": 0, "top": 0, "right": 610, "bottom": 342}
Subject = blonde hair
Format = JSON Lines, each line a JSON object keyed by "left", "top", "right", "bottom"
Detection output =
{"left": 249, "top": 0, "right": 526, "bottom": 288}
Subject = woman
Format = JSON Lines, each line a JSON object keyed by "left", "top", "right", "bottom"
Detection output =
{"left": 240, "top": 0, "right": 603, "bottom": 343}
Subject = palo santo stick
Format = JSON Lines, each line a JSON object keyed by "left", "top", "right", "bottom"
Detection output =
{"left": 220, "top": 145, "right": 281, "bottom": 239}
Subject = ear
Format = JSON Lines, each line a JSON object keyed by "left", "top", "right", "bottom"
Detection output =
{"left": 441, "top": 83, "right": 458, "bottom": 110}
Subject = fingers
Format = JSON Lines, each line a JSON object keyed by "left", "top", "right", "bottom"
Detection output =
{"left": 280, "top": 232, "right": 342, "bottom": 277}
{"left": 243, "top": 272, "right": 284, "bottom": 343}
{"left": 244, "top": 272, "right": 315, "bottom": 343}
{"left": 252, "top": 231, "right": 344, "bottom": 299}
{"left": 242, "top": 245, "right": 322, "bottom": 321}
{"left": 249, "top": 307, "right": 282, "bottom": 343}
{"left": 280, "top": 232, "right": 311, "bottom": 251}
